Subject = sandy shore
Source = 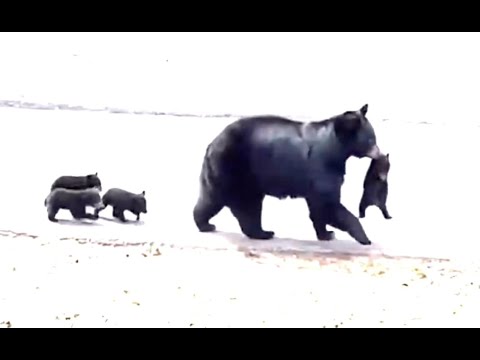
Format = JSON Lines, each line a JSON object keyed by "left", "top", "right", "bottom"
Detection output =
{"left": 1, "top": 231, "right": 479, "bottom": 328}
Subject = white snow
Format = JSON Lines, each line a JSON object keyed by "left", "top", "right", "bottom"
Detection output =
{"left": 2, "top": 32, "right": 480, "bottom": 123}
{"left": 0, "top": 32, "right": 479, "bottom": 260}
{"left": 0, "top": 106, "right": 475, "bottom": 261}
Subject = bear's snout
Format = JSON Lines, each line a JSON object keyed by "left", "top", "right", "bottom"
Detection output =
{"left": 366, "top": 144, "right": 382, "bottom": 159}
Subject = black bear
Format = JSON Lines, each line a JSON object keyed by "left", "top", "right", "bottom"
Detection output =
{"left": 359, "top": 153, "right": 392, "bottom": 219}
{"left": 49, "top": 172, "right": 102, "bottom": 192}
{"left": 44, "top": 187, "right": 104, "bottom": 222}
{"left": 94, "top": 188, "right": 147, "bottom": 222}
{"left": 193, "top": 104, "right": 383, "bottom": 245}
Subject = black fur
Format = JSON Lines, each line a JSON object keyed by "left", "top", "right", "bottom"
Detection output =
{"left": 359, "top": 153, "right": 392, "bottom": 219}
{"left": 94, "top": 188, "right": 147, "bottom": 222}
{"left": 44, "top": 188, "right": 103, "bottom": 222}
{"left": 193, "top": 104, "right": 383, "bottom": 245}
{"left": 50, "top": 172, "right": 102, "bottom": 192}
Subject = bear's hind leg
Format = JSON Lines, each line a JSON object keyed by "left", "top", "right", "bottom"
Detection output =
{"left": 378, "top": 188, "right": 392, "bottom": 219}
{"left": 379, "top": 203, "right": 392, "bottom": 220}
{"left": 47, "top": 206, "right": 59, "bottom": 222}
{"left": 359, "top": 196, "right": 370, "bottom": 218}
{"left": 229, "top": 194, "right": 274, "bottom": 240}
{"left": 193, "top": 191, "right": 224, "bottom": 232}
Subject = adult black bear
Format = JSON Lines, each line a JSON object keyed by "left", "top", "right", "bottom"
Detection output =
{"left": 94, "top": 188, "right": 147, "bottom": 222}
{"left": 359, "top": 153, "right": 392, "bottom": 220}
{"left": 193, "top": 104, "right": 383, "bottom": 245}
{"left": 50, "top": 172, "right": 102, "bottom": 192}
{"left": 44, "top": 187, "right": 104, "bottom": 222}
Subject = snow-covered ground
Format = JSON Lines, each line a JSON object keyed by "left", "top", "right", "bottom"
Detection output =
{"left": 0, "top": 105, "right": 476, "bottom": 260}
{"left": 0, "top": 32, "right": 479, "bottom": 261}
{"left": 2, "top": 33, "right": 480, "bottom": 328}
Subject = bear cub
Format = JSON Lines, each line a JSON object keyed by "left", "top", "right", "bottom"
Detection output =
{"left": 45, "top": 187, "right": 104, "bottom": 222}
{"left": 50, "top": 172, "right": 102, "bottom": 192}
{"left": 94, "top": 188, "right": 147, "bottom": 222}
{"left": 359, "top": 153, "right": 392, "bottom": 219}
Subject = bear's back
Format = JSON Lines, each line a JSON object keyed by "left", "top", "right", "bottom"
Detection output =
{"left": 47, "top": 187, "right": 101, "bottom": 207}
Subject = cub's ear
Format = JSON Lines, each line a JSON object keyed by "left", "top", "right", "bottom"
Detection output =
{"left": 360, "top": 104, "right": 368, "bottom": 116}
{"left": 386, "top": 153, "right": 389, "bottom": 159}
{"left": 141, "top": 190, "right": 145, "bottom": 196}
{"left": 95, "top": 172, "right": 98, "bottom": 176}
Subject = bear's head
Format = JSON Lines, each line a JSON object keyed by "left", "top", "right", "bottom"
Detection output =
{"left": 334, "top": 104, "right": 382, "bottom": 160}
{"left": 372, "top": 153, "right": 390, "bottom": 181}
{"left": 86, "top": 172, "right": 102, "bottom": 191}
{"left": 133, "top": 191, "right": 147, "bottom": 215}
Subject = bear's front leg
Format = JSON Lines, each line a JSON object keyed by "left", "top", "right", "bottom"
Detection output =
{"left": 94, "top": 203, "right": 107, "bottom": 218}
{"left": 306, "top": 199, "right": 335, "bottom": 241}
{"left": 70, "top": 207, "right": 96, "bottom": 220}
{"left": 113, "top": 207, "right": 127, "bottom": 222}
{"left": 117, "top": 211, "right": 127, "bottom": 222}
{"left": 85, "top": 213, "right": 99, "bottom": 220}
{"left": 327, "top": 202, "right": 372, "bottom": 245}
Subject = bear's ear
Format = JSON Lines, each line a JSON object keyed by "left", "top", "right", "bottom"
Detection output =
{"left": 335, "top": 113, "right": 362, "bottom": 134}
{"left": 386, "top": 153, "right": 389, "bottom": 159}
{"left": 141, "top": 190, "right": 145, "bottom": 196}
{"left": 360, "top": 104, "right": 368, "bottom": 116}
{"left": 95, "top": 172, "right": 98, "bottom": 176}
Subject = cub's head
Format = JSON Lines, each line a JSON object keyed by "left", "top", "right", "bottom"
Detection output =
{"left": 334, "top": 104, "right": 382, "bottom": 159}
{"left": 372, "top": 153, "right": 390, "bottom": 181}
{"left": 86, "top": 172, "right": 102, "bottom": 191}
{"left": 133, "top": 191, "right": 147, "bottom": 214}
